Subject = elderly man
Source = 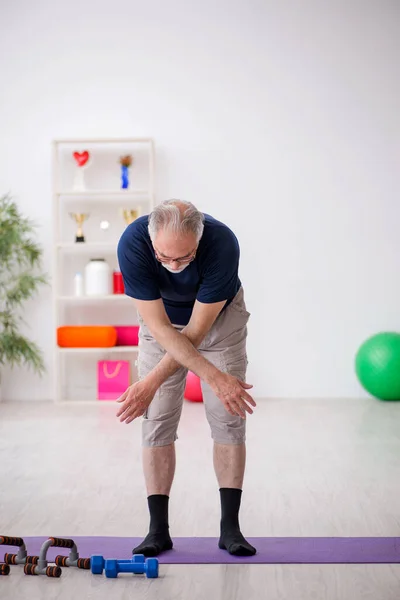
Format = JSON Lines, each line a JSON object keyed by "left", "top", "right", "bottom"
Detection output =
{"left": 117, "top": 199, "right": 256, "bottom": 557}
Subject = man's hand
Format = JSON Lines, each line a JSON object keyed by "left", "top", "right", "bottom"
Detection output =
{"left": 116, "top": 376, "right": 158, "bottom": 424}
{"left": 211, "top": 372, "right": 256, "bottom": 419}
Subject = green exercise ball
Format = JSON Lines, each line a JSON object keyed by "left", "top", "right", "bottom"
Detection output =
{"left": 355, "top": 332, "right": 400, "bottom": 401}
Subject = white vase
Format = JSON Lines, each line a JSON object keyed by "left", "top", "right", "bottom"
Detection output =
{"left": 73, "top": 167, "right": 86, "bottom": 191}
{"left": 84, "top": 258, "right": 111, "bottom": 296}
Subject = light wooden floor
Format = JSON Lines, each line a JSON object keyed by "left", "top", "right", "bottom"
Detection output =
{"left": 1, "top": 398, "right": 399, "bottom": 599}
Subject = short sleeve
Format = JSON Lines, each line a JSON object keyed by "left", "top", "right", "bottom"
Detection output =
{"left": 117, "top": 224, "right": 161, "bottom": 301}
{"left": 196, "top": 229, "right": 240, "bottom": 304}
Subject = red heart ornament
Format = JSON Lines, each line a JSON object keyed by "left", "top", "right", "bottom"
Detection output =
{"left": 73, "top": 151, "right": 89, "bottom": 167}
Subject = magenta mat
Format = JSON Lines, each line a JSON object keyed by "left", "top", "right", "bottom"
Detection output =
{"left": 20, "top": 537, "right": 400, "bottom": 564}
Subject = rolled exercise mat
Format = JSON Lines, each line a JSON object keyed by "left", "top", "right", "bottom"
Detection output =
{"left": 114, "top": 326, "right": 139, "bottom": 346}
{"left": 57, "top": 326, "right": 117, "bottom": 348}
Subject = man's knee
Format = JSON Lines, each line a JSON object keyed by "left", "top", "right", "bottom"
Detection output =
{"left": 142, "top": 404, "right": 181, "bottom": 447}
{"left": 209, "top": 417, "right": 246, "bottom": 445}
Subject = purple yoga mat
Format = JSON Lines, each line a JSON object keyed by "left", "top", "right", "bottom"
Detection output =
{"left": 21, "top": 537, "right": 400, "bottom": 564}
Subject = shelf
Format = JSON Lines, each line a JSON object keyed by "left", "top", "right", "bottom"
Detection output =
{"left": 58, "top": 295, "right": 131, "bottom": 302}
{"left": 59, "top": 399, "right": 119, "bottom": 405}
{"left": 54, "top": 138, "right": 154, "bottom": 145}
{"left": 56, "top": 242, "right": 118, "bottom": 253}
{"left": 56, "top": 190, "right": 150, "bottom": 198}
{"left": 57, "top": 346, "right": 139, "bottom": 354}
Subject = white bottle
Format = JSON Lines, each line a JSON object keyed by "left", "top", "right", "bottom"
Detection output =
{"left": 84, "top": 258, "right": 111, "bottom": 296}
{"left": 74, "top": 272, "right": 84, "bottom": 297}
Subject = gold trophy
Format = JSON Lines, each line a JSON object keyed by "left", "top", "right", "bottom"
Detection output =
{"left": 69, "top": 212, "right": 90, "bottom": 243}
{"left": 122, "top": 209, "right": 140, "bottom": 226}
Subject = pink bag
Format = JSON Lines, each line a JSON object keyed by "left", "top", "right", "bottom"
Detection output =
{"left": 97, "top": 360, "right": 130, "bottom": 400}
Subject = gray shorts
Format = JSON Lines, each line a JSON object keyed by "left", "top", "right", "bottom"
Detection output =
{"left": 137, "top": 287, "right": 250, "bottom": 447}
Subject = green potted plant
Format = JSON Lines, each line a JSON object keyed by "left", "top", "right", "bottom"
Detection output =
{"left": 0, "top": 194, "right": 48, "bottom": 398}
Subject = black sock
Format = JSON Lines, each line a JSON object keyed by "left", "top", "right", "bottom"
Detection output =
{"left": 132, "top": 495, "right": 173, "bottom": 557}
{"left": 218, "top": 488, "right": 256, "bottom": 556}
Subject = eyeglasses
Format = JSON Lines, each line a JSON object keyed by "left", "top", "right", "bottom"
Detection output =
{"left": 154, "top": 247, "right": 197, "bottom": 265}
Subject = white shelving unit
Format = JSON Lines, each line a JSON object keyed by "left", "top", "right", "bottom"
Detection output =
{"left": 58, "top": 346, "right": 140, "bottom": 354}
{"left": 57, "top": 295, "right": 133, "bottom": 303}
{"left": 56, "top": 242, "right": 120, "bottom": 252}
{"left": 52, "top": 138, "right": 155, "bottom": 403}
{"left": 57, "top": 190, "right": 150, "bottom": 197}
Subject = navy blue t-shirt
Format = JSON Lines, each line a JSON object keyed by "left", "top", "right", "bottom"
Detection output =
{"left": 117, "top": 214, "right": 241, "bottom": 326}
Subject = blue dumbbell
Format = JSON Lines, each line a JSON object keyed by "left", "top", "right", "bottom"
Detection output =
{"left": 91, "top": 554, "right": 145, "bottom": 575}
{"left": 104, "top": 557, "right": 158, "bottom": 579}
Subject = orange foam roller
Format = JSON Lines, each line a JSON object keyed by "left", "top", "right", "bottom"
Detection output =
{"left": 57, "top": 326, "right": 117, "bottom": 348}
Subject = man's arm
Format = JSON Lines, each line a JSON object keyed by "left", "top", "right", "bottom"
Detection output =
{"left": 117, "top": 297, "right": 255, "bottom": 423}
{"left": 135, "top": 298, "right": 255, "bottom": 413}
{"left": 135, "top": 298, "right": 226, "bottom": 388}
{"left": 142, "top": 298, "right": 225, "bottom": 391}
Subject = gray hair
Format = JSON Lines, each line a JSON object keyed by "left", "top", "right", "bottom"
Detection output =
{"left": 148, "top": 200, "right": 205, "bottom": 242}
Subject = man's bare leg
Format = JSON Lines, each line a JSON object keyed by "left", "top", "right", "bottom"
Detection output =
{"left": 214, "top": 443, "right": 256, "bottom": 556}
{"left": 213, "top": 442, "right": 246, "bottom": 488}
{"left": 144, "top": 444, "right": 176, "bottom": 495}
{"left": 132, "top": 444, "right": 175, "bottom": 556}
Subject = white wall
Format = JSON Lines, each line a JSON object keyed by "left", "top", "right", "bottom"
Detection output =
{"left": 0, "top": 0, "right": 399, "bottom": 400}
